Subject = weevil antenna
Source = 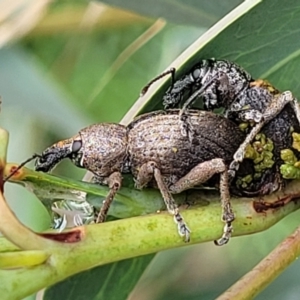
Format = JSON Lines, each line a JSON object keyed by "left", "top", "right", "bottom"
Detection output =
{"left": 4, "top": 153, "right": 42, "bottom": 182}
{"left": 170, "top": 67, "right": 175, "bottom": 90}
{"left": 140, "top": 68, "right": 176, "bottom": 96}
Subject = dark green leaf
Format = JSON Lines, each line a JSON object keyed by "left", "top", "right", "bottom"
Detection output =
{"left": 127, "top": 0, "right": 300, "bottom": 116}
{"left": 43, "top": 254, "right": 155, "bottom": 300}
{"left": 7, "top": 165, "right": 188, "bottom": 220}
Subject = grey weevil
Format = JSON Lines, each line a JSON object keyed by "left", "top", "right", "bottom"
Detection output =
{"left": 142, "top": 59, "right": 300, "bottom": 180}
{"left": 31, "top": 109, "right": 246, "bottom": 245}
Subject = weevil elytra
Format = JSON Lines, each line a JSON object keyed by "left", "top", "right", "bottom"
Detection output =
{"left": 32, "top": 109, "right": 246, "bottom": 245}
{"left": 143, "top": 59, "right": 300, "bottom": 183}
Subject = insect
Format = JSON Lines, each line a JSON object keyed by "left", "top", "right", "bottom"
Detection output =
{"left": 142, "top": 59, "right": 300, "bottom": 181}
{"left": 5, "top": 109, "right": 247, "bottom": 245}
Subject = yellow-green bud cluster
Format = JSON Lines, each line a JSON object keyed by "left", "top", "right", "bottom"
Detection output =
{"left": 236, "top": 133, "right": 274, "bottom": 188}
{"left": 280, "top": 132, "right": 300, "bottom": 179}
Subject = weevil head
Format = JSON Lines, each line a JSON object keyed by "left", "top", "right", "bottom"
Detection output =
{"left": 35, "top": 124, "right": 128, "bottom": 177}
{"left": 35, "top": 137, "right": 82, "bottom": 172}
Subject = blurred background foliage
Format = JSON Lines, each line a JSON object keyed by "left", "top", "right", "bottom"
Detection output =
{"left": 2, "top": 0, "right": 300, "bottom": 299}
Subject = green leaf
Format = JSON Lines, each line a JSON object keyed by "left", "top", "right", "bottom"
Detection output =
{"left": 23, "top": 5, "right": 203, "bottom": 123}
{"left": 43, "top": 254, "right": 154, "bottom": 300}
{"left": 6, "top": 164, "right": 188, "bottom": 220}
{"left": 100, "top": 0, "right": 244, "bottom": 27}
{"left": 122, "top": 0, "right": 300, "bottom": 118}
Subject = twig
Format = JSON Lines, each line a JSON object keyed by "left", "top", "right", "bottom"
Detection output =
{"left": 217, "top": 225, "right": 300, "bottom": 300}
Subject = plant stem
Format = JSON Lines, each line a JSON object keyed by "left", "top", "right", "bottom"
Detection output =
{"left": 1, "top": 184, "right": 300, "bottom": 299}
{"left": 217, "top": 225, "right": 300, "bottom": 300}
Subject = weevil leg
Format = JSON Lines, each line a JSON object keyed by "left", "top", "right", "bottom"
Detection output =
{"left": 178, "top": 72, "right": 230, "bottom": 137}
{"left": 169, "top": 158, "right": 234, "bottom": 245}
{"left": 228, "top": 121, "right": 264, "bottom": 180}
{"left": 229, "top": 91, "right": 298, "bottom": 180}
{"left": 136, "top": 161, "right": 191, "bottom": 242}
{"left": 153, "top": 167, "right": 191, "bottom": 242}
{"left": 214, "top": 170, "right": 234, "bottom": 246}
{"left": 140, "top": 68, "right": 176, "bottom": 96}
{"left": 95, "top": 172, "right": 122, "bottom": 223}
{"left": 261, "top": 91, "right": 298, "bottom": 122}
{"left": 178, "top": 113, "right": 194, "bottom": 142}
{"left": 179, "top": 72, "right": 228, "bottom": 117}
{"left": 276, "top": 92, "right": 300, "bottom": 128}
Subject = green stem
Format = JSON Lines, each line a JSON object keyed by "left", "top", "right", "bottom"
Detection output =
{"left": 0, "top": 130, "right": 65, "bottom": 251}
{"left": 0, "top": 128, "right": 8, "bottom": 193}
{"left": 1, "top": 183, "right": 300, "bottom": 299}
{"left": 0, "top": 190, "right": 61, "bottom": 251}
{"left": 217, "top": 225, "right": 300, "bottom": 300}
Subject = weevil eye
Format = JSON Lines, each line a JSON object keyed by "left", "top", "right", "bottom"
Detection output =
{"left": 192, "top": 68, "right": 201, "bottom": 80}
{"left": 37, "top": 156, "right": 46, "bottom": 163}
{"left": 72, "top": 140, "right": 82, "bottom": 153}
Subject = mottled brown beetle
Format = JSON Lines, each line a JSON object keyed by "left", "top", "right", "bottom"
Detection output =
{"left": 33, "top": 109, "right": 246, "bottom": 245}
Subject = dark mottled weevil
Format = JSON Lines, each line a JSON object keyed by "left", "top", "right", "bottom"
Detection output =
{"left": 142, "top": 59, "right": 300, "bottom": 182}
{"left": 6, "top": 109, "right": 246, "bottom": 245}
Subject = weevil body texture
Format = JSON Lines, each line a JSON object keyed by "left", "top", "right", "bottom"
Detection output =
{"left": 35, "top": 109, "right": 246, "bottom": 245}
{"left": 127, "top": 110, "right": 243, "bottom": 187}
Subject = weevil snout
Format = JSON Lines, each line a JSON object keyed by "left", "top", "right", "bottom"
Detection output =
{"left": 35, "top": 137, "right": 83, "bottom": 172}
{"left": 35, "top": 151, "right": 59, "bottom": 172}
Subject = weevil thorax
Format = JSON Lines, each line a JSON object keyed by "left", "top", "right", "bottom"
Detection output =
{"left": 199, "top": 59, "right": 253, "bottom": 110}
{"left": 162, "top": 60, "right": 214, "bottom": 109}
{"left": 74, "top": 123, "right": 128, "bottom": 178}
{"left": 162, "top": 59, "right": 253, "bottom": 111}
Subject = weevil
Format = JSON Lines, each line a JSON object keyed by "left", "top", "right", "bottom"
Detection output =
{"left": 30, "top": 109, "right": 247, "bottom": 245}
{"left": 142, "top": 59, "right": 300, "bottom": 180}
{"left": 141, "top": 59, "right": 300, "bottom": 200}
